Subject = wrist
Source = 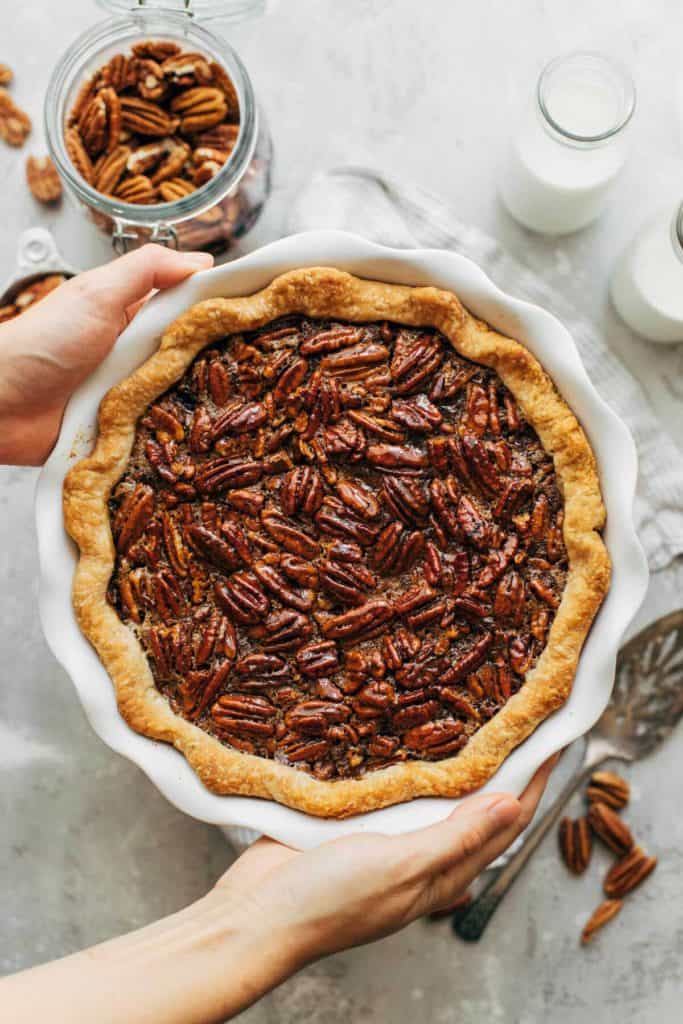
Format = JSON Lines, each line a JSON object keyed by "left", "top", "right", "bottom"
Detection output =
{"left": 7, "top": 889, "right": 308, "bottom": 1024}
{"left": 0, "top": 405, "right": 61, "bottom": 466}
{"left": 195, "top": 886, "right": 311, "bottom": 988}
{"left": 0, "top": 318, "right": 69, "bottom": 465}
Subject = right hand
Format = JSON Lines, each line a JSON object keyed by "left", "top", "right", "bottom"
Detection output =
{"left": 0, "top": 757, "right": 557, "bottom": 1024}
{"left": 212, "top": 756, "right": 557, "bottom": 963}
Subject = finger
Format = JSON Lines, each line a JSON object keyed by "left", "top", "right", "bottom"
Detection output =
{"left": 394, "top": 751, "right": 561, "bottom": 881}
{"left": 423, "top": 807, "right": 533, "bottom": 914}
{"left": 428, "top": 891, "right": 472, "bottom": 920}
{"left": 518, "top": 752, "right": 560, "bottom": 818}
{"left": 69, "top": 245, "right": 213, "bottom": 315}
{"left": 393, "top": 792, "right": 521, "bottom": 879}
{"left": 424, "top": 755, "right": 561, "bottom": 913}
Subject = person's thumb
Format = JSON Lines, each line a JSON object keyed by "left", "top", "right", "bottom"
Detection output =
{"left": 69, "top": 244, "right": 213, "bottom": 316}
{"left": 394, "top": 792, "right": 521, "bottom": 879}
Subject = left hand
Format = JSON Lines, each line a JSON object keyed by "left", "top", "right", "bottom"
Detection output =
{"left": 0, "top": 244, "right": 213, "bottom": 466}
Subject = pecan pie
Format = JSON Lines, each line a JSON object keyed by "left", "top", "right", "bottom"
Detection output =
{"left": 63, "top": 268, "right": 610, "bottom": 817}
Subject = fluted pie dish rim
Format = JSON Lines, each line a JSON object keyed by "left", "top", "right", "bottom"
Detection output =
{"left": 37, "top": 232, "right": 647, "bottom": 845}
{"left": 62, "top": 266, "right": 608, "bottom": 817}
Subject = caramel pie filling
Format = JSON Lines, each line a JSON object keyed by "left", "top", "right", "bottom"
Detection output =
{"left": 108, "top": 318, "right": 568, "bottom": 780}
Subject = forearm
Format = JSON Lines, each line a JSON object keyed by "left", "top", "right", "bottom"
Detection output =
{"left": 0, "top": 892, "right": 305, "bottom": 1024}
{"left": 0, "top": 402, "right": 64, "bottom": 465}
{"left": 0, "top": 318, "right": 63, "bottom": 465}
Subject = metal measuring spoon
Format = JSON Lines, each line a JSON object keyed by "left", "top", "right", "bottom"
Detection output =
{"left": 452, "top": 609, "right": 683, "bottom": 941}
{"left": 0, "top": 228, "right": 78, "bottom": 310}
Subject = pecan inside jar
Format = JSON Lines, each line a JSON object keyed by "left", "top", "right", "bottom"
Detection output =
{"left": 108, "top": 317, "right": 569, "bottom": 781}
{"left": 64, "top": 40, "right": 240, "bottom": 203}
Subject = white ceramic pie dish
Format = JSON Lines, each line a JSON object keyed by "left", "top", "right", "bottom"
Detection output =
{"left": 36, "top": 230, "right": 648, "bottom": 849}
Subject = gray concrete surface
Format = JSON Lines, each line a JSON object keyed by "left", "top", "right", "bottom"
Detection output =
{"left": 2, "top": 2, "right": 683, "bottom": 1021}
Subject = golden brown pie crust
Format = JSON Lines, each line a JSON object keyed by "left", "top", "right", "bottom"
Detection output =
{"left": 63, "top": 268, "right": 610, "bottom": 817}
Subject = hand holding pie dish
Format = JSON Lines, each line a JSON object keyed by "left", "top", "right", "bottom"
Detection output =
{"left": 62, "top": 265, "right": 610, "bottom": 818}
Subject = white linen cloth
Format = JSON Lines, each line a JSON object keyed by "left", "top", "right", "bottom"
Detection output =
{"left": 288, "top": 166, "right": 683, "bottom": 573}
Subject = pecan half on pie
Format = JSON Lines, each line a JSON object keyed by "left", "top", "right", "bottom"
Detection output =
{"left": 64, "top": 268, "right": 610, "bottom": 817}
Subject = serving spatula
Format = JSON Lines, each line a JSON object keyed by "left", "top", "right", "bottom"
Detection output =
{"left": 453, "top": 608, "right": 683, "bottom": 941}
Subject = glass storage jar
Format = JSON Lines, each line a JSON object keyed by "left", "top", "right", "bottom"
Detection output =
{"left": 45, "top": 2, "right": 272, "bottom": 255}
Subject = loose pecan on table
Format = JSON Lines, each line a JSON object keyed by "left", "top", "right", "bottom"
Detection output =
{"left": 587, "top": 802, "right": 634, "bottom": 857}
{"left": 558, "top": 816, "right": 592, "bottom": 875}
{"left": 603, "top": 846, "right": 657, "bottom": 899}
{"left": 553, "top": 768, "right": 658, "bottom": 947}
{"left": 25, "top": 155, "right": 62, "bottom": 203}
{"left": 0, "top": 86, "right": 31, "bottom": 146}
{"left": 586, "top": 769, "right": 630, "bottom": 810}
{"left": 580, "top": 899, "right": 623, "bottom": 945}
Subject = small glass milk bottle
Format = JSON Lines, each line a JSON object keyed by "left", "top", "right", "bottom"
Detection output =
{"left": 610, "top": 202, "right": 683, "bottom": 344}
{"left": 499, "top": 52, "right": 636, "bottom": 235}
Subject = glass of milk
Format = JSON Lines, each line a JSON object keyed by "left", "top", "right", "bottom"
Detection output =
{"left": 499, "top": 52, "right": 636, "bottom": 235}
{"left": 610, "top": 202, "right": 683, "bottom": 344}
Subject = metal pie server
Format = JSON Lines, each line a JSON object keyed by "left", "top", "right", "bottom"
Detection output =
{"left": 453, "top": 609, "right": 683, "bottom": 942}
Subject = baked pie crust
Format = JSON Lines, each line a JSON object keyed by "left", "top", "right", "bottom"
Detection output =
{"left": 63, "top": 268, "right": 610, "bottom": 817}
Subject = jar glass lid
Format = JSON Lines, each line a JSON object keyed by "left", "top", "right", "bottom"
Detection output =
{"left": 96, "top": 0, "right": 267, "bottom": 21}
